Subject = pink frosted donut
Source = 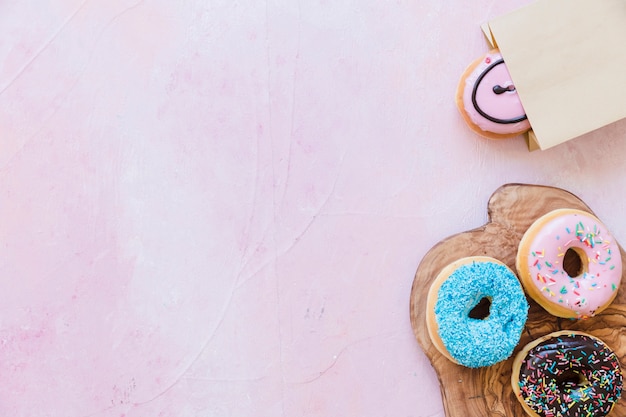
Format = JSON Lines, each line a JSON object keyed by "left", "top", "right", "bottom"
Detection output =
{"left": 455, "top": 49, "right": 531, "bottom": 139}
{"left": 516, "top": 209, "right": 622, "bottom": 319}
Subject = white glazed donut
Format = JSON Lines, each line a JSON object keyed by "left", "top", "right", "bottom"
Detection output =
{"left": 516, "top": 208, "right": 622, "bottom": 319}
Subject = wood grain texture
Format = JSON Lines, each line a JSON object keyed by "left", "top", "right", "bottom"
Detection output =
{"left": 410, "top": 183, "right": 626, "bottom": 417}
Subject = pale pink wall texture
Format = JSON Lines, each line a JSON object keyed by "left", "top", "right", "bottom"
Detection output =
{"left": 2, "top": 1, "right": 626, "bottom": 416}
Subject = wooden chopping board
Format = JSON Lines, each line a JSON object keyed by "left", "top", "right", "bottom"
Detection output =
{"left": 410, "top": 183, "right": 626, "bottom": 416}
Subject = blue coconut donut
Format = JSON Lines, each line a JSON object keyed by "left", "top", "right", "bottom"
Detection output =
{"left": 426, "top": 256, "right": 529, "bottom": 368}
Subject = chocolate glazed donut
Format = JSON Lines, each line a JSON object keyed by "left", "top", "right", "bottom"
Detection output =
{"left": 512, "top": 331, "right": 623, "bottom": 417}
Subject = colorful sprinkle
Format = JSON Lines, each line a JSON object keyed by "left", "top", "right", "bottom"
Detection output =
{"left": 524, "top": 211, "right": 622, "bottom": 318}
{"left": 517, "top": 333, "right": 622, "bottom": 417}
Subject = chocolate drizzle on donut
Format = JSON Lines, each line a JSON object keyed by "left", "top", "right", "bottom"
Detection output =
{"left": 493, "top": 84, "right": 516, "bottom": 94}
{"left": 471, "top": 59, "right": 528, "bottom": 124}
{"left": 517, "top": 333, "right": 623, "bottom": 417}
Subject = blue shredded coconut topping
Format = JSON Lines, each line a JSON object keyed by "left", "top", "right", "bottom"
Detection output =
{"left": 435, "top": 261, "right": 529, "bottom": 368}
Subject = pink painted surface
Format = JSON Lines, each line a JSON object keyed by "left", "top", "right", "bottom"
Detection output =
{"left": 2, "top": 1, "right": 626, "bottom": 416}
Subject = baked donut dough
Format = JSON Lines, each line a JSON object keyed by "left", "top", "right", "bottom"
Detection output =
{"left": 512, "top": 330, "right": 623, "bottom": 417}
{"left": 516, "top": 209, "right": 622, "bottom": 319}
{"left": 456, "top": 49, "right": 531, "bottom": 139}
{"left": 426, "top": 256, "right": 528, "bottom": 368}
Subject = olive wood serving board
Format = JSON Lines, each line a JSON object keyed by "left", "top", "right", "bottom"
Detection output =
{"left": 410, "top": 183, "right": 626, "bottom": 417}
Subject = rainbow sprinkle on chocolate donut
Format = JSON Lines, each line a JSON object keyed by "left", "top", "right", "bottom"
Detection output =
{"left": 516, "top": 332, "right": 622, "bottom": 417}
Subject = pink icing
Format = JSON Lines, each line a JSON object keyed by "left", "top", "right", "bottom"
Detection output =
{"left": 461, "top": 51, "right": 531, "bottom": 135}
{"left": 523, "top": 211, "right": 622, "bottom": 318}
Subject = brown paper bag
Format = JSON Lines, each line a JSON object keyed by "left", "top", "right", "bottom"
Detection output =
{"left": 482, "top": 0, "right": 626, "bottom": 150}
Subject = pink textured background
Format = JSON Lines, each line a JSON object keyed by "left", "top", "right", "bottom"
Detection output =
{"left": 2, "top": 1, "right": 626, "bottom": 416}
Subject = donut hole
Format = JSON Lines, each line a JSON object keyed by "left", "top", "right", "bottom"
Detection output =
{"left": 555, "top": 370, "right": 589, "bottom": 390}
{"left": 563, "top": 247, "right": 587, "bottom": 278}
{"left": 468, "top": 297, "right": 492, "bottom": 320}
